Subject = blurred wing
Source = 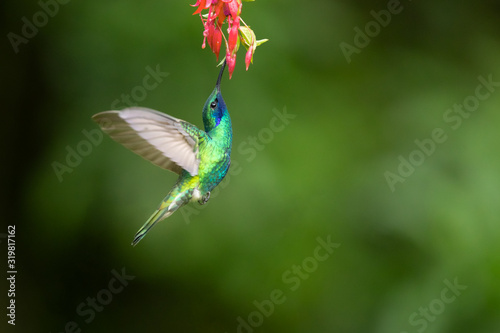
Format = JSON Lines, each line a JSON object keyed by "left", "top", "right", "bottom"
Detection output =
{"left": 92, "top": 107, "right": 205, "bottom": 176}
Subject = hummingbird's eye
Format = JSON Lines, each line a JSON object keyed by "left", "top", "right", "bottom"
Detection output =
{"left": 210, "top": 99, "right": 217, "bottom": 109}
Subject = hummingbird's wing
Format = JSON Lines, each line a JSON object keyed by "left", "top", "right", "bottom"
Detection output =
{"left": 92, "top": 107, "right": 206, "bottom": 176}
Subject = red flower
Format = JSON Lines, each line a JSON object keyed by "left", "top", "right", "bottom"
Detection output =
{"left": 223, "top": 0, "right": 241, "bottom": 18}
{"left": 191, "top": 0, "right": 267, "bottom": 78}
{"left": 226, "top": 49, "right": 237, "bottom": 79}
{"left": 212, "top": 28, "right": 222, "bottom": 60}
{"left": 245, "top": 47, "right": 252, "bottom": 71}
{"left": 227, "top": 16, "right": 240, "bottom": 55}
{"left": 191, "top": 0, "right": 211, "bottom": 16}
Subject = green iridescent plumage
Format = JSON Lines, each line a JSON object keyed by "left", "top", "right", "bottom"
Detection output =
{"left": 92, "top": 62, "right": 232, "bottom": 246}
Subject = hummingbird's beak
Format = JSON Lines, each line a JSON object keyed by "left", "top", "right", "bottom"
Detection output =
{"left": 216, "top": 60, "right": 226, "bottom": 93}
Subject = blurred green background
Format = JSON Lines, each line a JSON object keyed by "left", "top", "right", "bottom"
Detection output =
{"left": 2, "top": 0, "right": 500, "bottom": 332}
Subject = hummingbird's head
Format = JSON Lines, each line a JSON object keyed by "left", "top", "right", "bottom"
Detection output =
{"left": 203, "top": 61, "right": 229, "bottom": 132}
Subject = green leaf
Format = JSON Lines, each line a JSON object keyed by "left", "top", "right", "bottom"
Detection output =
{"left": 238, "top": 26, "right": 255, "bottom": 50}
{"left": 256, "top": 39, "right": 269, "bottom": 46}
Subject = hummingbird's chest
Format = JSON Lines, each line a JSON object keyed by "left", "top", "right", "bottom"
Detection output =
{"left": 197, "top": 141, "right": 231, "bottom": 192}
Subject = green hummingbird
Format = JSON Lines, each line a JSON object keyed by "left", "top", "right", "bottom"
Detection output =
{"left": 92, "top": 62, "right": 232, "bottom": 246}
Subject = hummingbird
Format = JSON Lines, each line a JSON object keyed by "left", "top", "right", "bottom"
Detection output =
{"left": 92, "top": 61, "right": 232, "bottom": 246}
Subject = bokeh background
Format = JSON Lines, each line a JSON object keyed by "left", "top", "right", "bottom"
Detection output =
{"left": 2, "top": 0, "right": 500, "bottom": 332}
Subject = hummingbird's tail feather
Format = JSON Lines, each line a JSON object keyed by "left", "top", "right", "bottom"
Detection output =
{"left": 131, "top": 187, "right": 195, "bottom": 246}
{"left": 131, "top": 208, "right": 173, "bottom": 246}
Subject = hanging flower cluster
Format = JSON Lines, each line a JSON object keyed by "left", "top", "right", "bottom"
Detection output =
{"left": 191, "top": 0, "right": 268, "bottom": 78}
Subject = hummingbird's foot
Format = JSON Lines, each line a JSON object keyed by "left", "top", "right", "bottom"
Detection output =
{"left": 198, "top": 192, "right": 210, "bottom": 205}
